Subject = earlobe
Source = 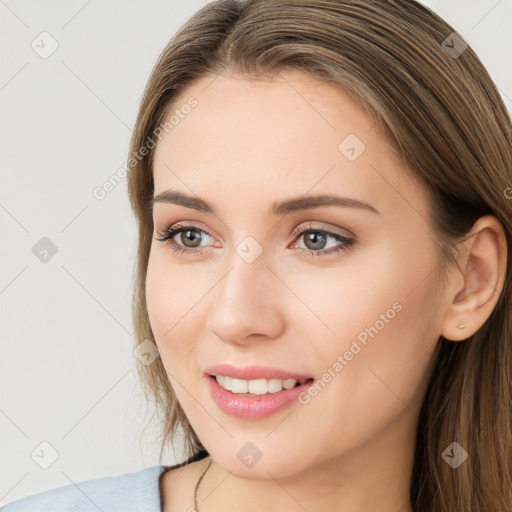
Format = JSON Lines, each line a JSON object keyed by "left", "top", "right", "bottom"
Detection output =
{"left": 440, "top": 215, "right": 507, "bottom": 342}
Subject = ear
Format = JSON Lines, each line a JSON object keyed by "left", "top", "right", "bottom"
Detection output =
{"left": 440, "top": 215, "right": 508, "bottom": 342}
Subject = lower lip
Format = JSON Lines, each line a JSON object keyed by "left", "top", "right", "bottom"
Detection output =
{"left": 206, "top": 375, "right": 315, "bottom": 420}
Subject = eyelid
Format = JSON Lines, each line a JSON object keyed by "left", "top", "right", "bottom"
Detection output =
{"left": 154, "top": 221, "right": 219, "bottom": 253}
{"left": 290, "top": 222, "right": 355, "bottom": 240}
{"left": 158, "top": 220, "right": 217, "bottom": 239}
{"left": 156, "top": 220, "right": 356, "bottom": 258}
{"left": 158, "top": 220, "right": 353, "bottom": 243}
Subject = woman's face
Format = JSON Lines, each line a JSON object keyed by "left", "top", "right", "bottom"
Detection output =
{"left": 146, "top": 69, "right": 447, "bottom": 478}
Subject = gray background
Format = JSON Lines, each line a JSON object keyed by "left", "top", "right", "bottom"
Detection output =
{"left": 1, "top": 0, "right": 511, "bottom": 506}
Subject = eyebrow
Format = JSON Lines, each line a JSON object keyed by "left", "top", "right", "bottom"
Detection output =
{"left": 150, "top": 189, "right": 380, "bottom": 216}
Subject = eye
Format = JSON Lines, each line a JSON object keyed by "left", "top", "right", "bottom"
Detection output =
{"left": 154, "top": 222, "right": 216, "bottom": 256}
{"left": 290, "top": 223, "right": 354, "bottom": 257}
{"left": 154, "top": 222, "right": 355, "bottom": 258}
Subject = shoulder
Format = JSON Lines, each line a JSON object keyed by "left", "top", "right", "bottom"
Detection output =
{"left": 0, "top": 465, "right": 167, "bottom": 512}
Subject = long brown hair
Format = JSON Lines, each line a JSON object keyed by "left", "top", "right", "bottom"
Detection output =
{"left": 126, "top": 1, "right": 512, "bottom": 509}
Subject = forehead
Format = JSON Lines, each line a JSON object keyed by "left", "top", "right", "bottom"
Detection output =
{"left": 151, "top": 69, "right": 426, "bottom": 220}
{"left": 155, "top": 69, "right": 375, "bottom": 162}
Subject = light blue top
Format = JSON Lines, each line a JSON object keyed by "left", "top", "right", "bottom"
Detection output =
{"left": 0, "top": 465, "right": 168, "bottom": 512}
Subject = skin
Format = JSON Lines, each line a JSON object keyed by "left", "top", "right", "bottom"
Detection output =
{"left": 146, "top": 69, "right": 507, "bottom": 512}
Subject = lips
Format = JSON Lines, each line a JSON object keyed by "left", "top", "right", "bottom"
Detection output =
{"left": 206, "top": 372, "right": 315, "bottom": 419}
{"left": 204, "top": 363, "right": 314, "bottom": 381}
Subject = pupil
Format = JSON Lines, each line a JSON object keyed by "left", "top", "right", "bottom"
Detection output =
{"left": 305, "top": 231, "right": 326, "bottom": 250}
{"left": 181, "top": 229, "right": 201, "bottom": 247}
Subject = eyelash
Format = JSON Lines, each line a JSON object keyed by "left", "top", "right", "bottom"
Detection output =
{"left": 154, "top": 222, "right": 355, "bottom": 258}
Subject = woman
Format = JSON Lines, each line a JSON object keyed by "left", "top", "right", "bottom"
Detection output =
{"left": 3, "top": 0, "right": 511, "bottom": 511}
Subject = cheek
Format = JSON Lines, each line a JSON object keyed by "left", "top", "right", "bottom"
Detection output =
{"left": 288, "top": 237, "right": 433, "bottom": 348}
{"left": 292, "top": 243, "right": 440, "bottom": 443}
{"left": 324, "top": 221, "right": 438, "bottom": 344}
{"left": 145, "top": 251, "right": 201, "bottom": 368}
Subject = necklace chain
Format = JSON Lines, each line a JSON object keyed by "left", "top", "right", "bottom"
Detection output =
{"left": 194, "top": 460, "right": 212, "bottom": 512}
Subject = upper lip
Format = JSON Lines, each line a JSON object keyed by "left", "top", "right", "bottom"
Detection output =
{"left": 205, "top": 364, "right": 314, "bottom": 381}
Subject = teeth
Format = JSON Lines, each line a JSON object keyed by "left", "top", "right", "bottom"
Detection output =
{"left": 215, "top": 375, "right": 306, "bottom": 395}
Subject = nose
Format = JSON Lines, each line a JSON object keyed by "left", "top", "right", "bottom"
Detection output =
{"left": 206, "top": 253, "right": 286, "bottom": 346}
